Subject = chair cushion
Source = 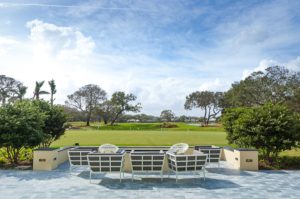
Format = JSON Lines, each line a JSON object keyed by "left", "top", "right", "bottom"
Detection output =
{"left": 98, "top": 144, "right": 119, "bottom": 154}
{"left": 169, "top": 143, "right": 189, "bottom": 154}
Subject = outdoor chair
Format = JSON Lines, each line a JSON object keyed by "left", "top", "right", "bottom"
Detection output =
{"left": 130, "top": 150, "right": 165, "bottom": 181}
{"left": 195, "top": 145, "right": 221, "bottom": 167}
{"left": 87, "top": 149, "right": 126, "bottom": 183}
{"left": 166, "top": 149, "right": 207, "bottom": 182}
{"left": 68, "top": 147, "right": 98, "bottom": 171}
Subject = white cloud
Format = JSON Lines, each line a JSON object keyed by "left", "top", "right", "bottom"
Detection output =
{"left": 26, "top": 19, "right": 95, "bottom": 60}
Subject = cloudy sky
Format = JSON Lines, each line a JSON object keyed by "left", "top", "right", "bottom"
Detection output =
{"left": 0, "top": 0, "right": 300, "bottom": 116}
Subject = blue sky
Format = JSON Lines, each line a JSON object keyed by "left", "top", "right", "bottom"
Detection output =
{"left": 0, "top": 0, "right": 300, "bottom": 116}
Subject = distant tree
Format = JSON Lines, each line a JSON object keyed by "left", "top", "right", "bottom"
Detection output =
{"left": 8, "top": 84, "right": 27, "bottom": 103}
{"left": 0, "top": 75, "right": 25, "bottom": 105}
{"left": 0, "top": 100, "right": 45, "bottom": 164}
{"left": 65, "top": 84, "right": 107, "bottom": 126}
{"left": 48, "top": 79, "right": 57, "bottom": 106}
{"left": 33, "top": 100, "right": 67, "bottom": 147}
{"left": 95, "top": 101, "right": 115, "bottom": 124}
{"left": 185, "top": 91, "right": 224, "bottom": 126}
{"left": 33, "top": 81, "right": 49, "bottom": 100}
{"left": 222, "top": 103, "right": 300, "bottom": 163}
{"left": 62, "top": 105, "right": 86, "bottom": 122}
{"left": 160, "top": 110, "right": 175, "bottom": 122}
{"left": 109, "top": 91, "right": 141, "bottom": 125}
{"left": 224, "top": 66, "right": 300, "bottom": 110}
{"left": 178, "top": 115, "right": 187, "bottom": 122}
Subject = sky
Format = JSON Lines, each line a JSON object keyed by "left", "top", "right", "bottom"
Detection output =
{"left": 0, "top": 0, "right": 300, "bottom": 116}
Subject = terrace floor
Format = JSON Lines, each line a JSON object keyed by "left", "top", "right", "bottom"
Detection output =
{"left": 1, "top": 162, "right": 300, "bottom": 199}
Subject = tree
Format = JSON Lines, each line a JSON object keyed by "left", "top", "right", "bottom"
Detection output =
{"left": 222, "top": 103, "right": 300, "bottom": 163}
{"left": 224, "top": 66, "right": 300, "bottom": 110}
{"left": 8, "top": 84, "right": 27, "bottom": 103}
{"left": 109, "top": 91, "right": 141, "bottom": 125}
{"left": 65, "top": 84, "right": 107, "bottom": 126}
{"left": 0, "top": 100, "right": 45, "bottom": 164}
{"left": 185, "top": 91, "right": 224, "bottom": 126}
{"left": 160, "top": 110, "right": 175, "bottom": 122}
{"left": 33, "top": 100, "right": 67, "bottom": 147}
{"left": 48, "top": 79, "right": 57, "bottom": 106}
{"left": 0, "top": 75, "right": 25, "bottom": 105}
{"left": 95, "top": 101, "right": 114, "bottom": 124}
{"left": 33, "top": 81, "right": 49, "bottom": 100}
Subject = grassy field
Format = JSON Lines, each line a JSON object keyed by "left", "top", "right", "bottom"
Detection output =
{"left": 51, "top": 130, "right": 227, "bottom": 147}
{"left": 51, "top": 122, "right": 300, "bottom": 157}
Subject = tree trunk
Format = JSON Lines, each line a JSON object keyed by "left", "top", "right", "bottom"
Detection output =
{"left": 86, "top": 110, "right": 92, "bottom": 126}
{"left": 110, "top": 110, "right": 123, "bottom": 125}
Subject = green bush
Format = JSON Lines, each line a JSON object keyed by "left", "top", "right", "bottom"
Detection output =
{"left": 222, "top": 103, "right": 300, "bottom": 163}
{"left": 0, "top": 100, "right": 45, "bottom": 165}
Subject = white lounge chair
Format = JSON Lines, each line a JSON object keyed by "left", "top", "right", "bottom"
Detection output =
{"left": 87, "top": 149, "right": 126, "bottom": 183}
{"left": 167, "top": 149, "right": 207, "bottom": 182}
{"left": 130, "top": 150, "right": 165, "bottom": 181}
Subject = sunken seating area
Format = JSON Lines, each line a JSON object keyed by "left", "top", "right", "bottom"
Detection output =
{"left": 130, "top": 150, "right": 165, "bottom": 181}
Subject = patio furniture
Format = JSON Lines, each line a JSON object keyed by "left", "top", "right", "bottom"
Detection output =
{"left": 195, "top": 145, "right": 221, "bottom": 167}
{"left": 68, "top": 147, "right": 98, "bottom": 171}
{"left": 167, "top": 149, "right": 207, "bottom": 182}
{"left": 130, "top": 150, "right": 165, "bottom": 181}
{"left": 87, "top": 149, "right": 126, "bottom": 183}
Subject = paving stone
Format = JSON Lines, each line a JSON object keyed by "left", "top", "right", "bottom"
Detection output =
{"left": 0, "top": 161, "right": 299, "bottom": 199}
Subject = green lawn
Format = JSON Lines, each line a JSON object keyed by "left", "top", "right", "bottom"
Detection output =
{"left": 51, "top": 129, "right": 227, "bottom": 147}
{"left": 52, "top": 122, "right": 300, "bottom": 157}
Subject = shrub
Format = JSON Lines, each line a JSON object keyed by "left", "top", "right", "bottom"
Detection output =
{"left": 0, "top": 100, "right": 45, "bottom": 165}
{"left": 222, "top": 103, "right": 300, "bottom": 163}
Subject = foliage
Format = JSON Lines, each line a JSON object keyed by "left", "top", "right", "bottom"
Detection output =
{"left": 65, "top": 84, "right": 107, "bottom": 126}
{"left": 224, "top": 66, "right": 300, "bottom": 111}
{"left": 33, "top": 100, "right": 67, "bottom": 147}
{"left": 222, "top": 103, "right": 300, "bottom": 162}
{"left": 0, "top": 100, "right": 45, "bottom": 164}
{"left": 109, "top": 91, "right": 141, "bottom": 125}
{"left": 160, "top": 109, "right": 175, "bottom": 122}
{"left": 33, "top": 81, "right": 49, "bottom": 100}
{"left": 185, "top": 91, "right": 224, "bottom": 125}
{"left": 0, "top": 75, "right": 26, "bottom": 105}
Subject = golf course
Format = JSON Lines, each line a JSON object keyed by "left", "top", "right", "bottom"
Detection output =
{"left": 51, "top": 122, "right": 228, "bottom": 147}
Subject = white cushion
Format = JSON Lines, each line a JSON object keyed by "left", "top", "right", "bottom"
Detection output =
{"left": 170, "top": 143, "right": 189, "bottom": 154}
{"left": 98, "top": 144, "right": 119, "bottom": 154}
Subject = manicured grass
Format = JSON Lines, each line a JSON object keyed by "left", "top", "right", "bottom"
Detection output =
{"left": 51, "top": 129, "right": 228, "bottom": 147}
{"left": 53, "top": 122, "right": 300, "bottom": 157}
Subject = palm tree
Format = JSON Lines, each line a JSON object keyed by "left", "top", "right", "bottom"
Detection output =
{"left": 17, "top": 85, "right": 27, "bottom": 101}
{"left": 33, "top": 81, "right": 49, "bottom": 100}
{"left": 48, "top": 79, "right": 57, "bottom": 106}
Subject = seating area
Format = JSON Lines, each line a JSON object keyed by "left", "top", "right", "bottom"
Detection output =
{"left": 67, "top": 143, "right": 213, "bottom": 183}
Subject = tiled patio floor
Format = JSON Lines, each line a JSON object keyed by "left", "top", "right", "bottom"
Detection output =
{"left": 1, "top": 162, "right": 300, "bottom": 199}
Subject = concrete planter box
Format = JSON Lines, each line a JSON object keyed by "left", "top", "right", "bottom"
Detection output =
{"left": 221, "top": 147, "right": 258, "bottom": 171}
{"left": 33, "top": 147, "right": 73, "bottom": 171}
